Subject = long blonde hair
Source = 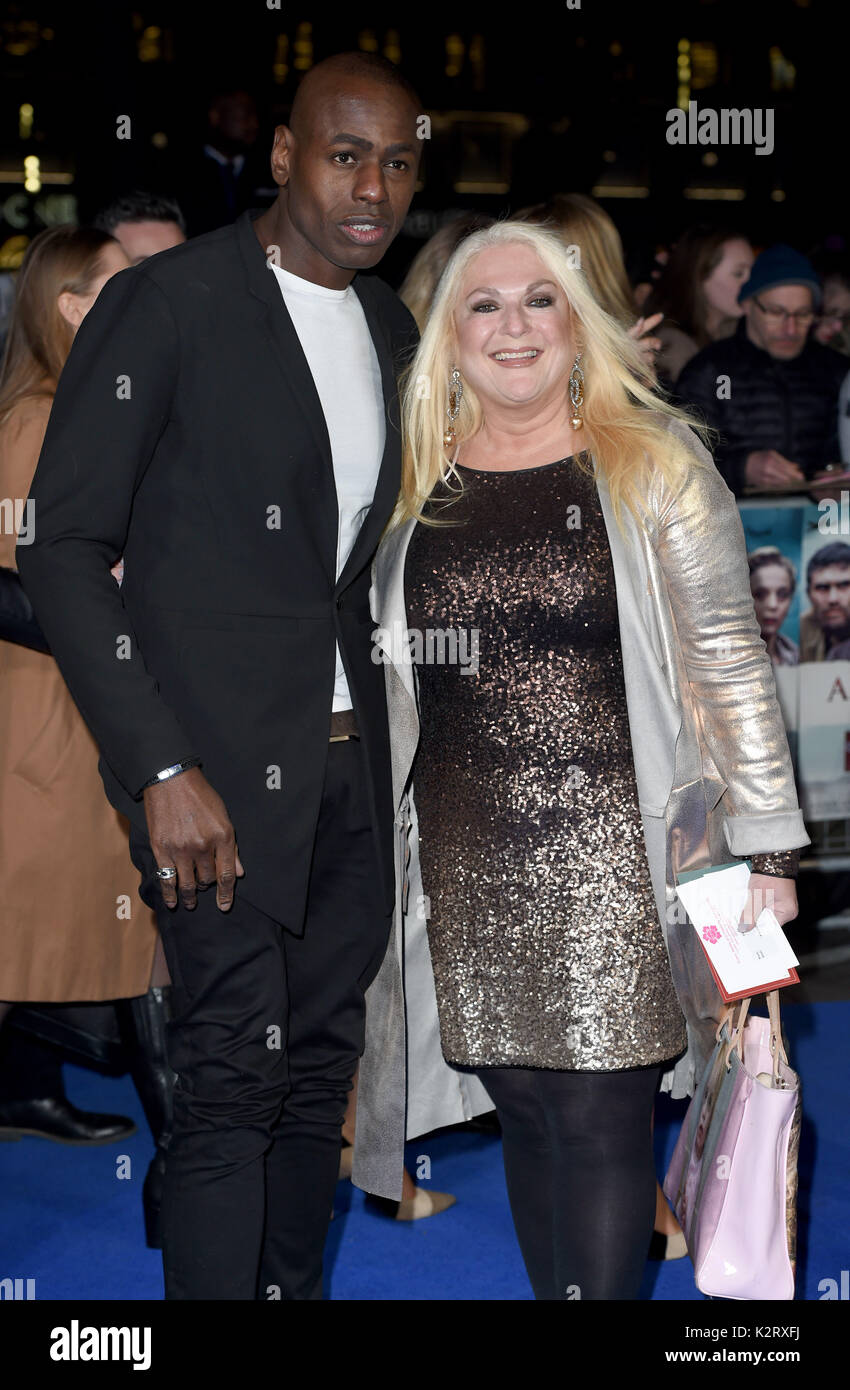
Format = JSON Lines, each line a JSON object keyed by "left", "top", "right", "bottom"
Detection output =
{"left": 0, "top": 225, "right": 117, "bottom": 427}
{"left": 514, "top": 194, "right": 636, "bottom": 328}
{"left": 393, "top": 220, "right": 711, "bottom": 538}
{"left": 398, "top": 212, "right": 495, "bottom": 332}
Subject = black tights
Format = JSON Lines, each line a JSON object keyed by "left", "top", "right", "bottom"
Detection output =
{"left": 475, "top": 1062, "right": 662, "bottom": 1300}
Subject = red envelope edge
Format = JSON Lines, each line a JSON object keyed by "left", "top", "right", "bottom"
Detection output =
{"left": 696, "top": 935, "right": 800, "bottom": 1004}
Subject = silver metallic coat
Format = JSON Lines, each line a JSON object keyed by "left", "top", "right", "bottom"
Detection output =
{"left": 352, "top": 415, "right": 810, "bottom": 1201}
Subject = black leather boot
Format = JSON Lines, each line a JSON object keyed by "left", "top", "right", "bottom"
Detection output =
{"left": 0, "top": 1026, "right": 136, "bottom": 1143}
{"left": 118, "top": 986, "right": 175, "bottom": 1249}
{"left": 0, "top": 1095, "right": 136, "bottom": 1144}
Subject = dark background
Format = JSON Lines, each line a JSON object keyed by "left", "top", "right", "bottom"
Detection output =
{"left": 0, "top": 0, "right": 844, "bottom": 286}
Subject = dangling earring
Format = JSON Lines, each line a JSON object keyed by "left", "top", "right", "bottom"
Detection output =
{"left": 569, "top": 352, "right": 585, "bottom": 430}
{"left": 443, "top": 367, "right": 463, "bottom": 449}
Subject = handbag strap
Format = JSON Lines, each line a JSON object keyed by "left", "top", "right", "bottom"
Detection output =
{"left": 732, "top": 995, "right": 750, "bottom": 1067}
{"left": 715, "top": 1004, "right": 735, "bottom": 1043}
{"left": 715, "top": 996, "right": 748, "bottom": 1042}
{"left": 718, "top": 995, "right": 751, "bottom": 1071}
{"left": 718, "top": 991, "right": 791, "bottom": 1084}
{"left": 766, "top": 989, "right": 790, "bottom": 1084}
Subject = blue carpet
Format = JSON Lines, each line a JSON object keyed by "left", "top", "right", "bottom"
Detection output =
{"left": 1, "top": 998, "right": 845, "bottom": 1300}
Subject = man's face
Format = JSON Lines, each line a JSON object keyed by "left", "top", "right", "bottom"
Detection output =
{"left": 210, "top": 92, "right": 259, "bottom": 151}
{"left": 808, "top": 563, "right": 850, "bottom": 632}
{"left": 744, "top": 284, "right": 815, "bottom": 360}
{"left": 112, "top": 219, "right": 185, "bottom": 266}
{"left": 273, "top": 81, "right": 421, "bottom": 281}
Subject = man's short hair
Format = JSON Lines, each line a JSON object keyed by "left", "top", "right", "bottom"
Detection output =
{"left": 93, "top": 190, "right": 187, "bottom": 237}
{"left": 807, "top": 541, "right": 850, "bottom": 585}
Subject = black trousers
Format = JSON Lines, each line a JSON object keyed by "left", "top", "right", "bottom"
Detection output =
{"left": 129, "top": 739, "right": 392, "bottom": 1300}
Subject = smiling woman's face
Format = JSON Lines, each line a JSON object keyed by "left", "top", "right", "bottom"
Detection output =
{"left": 453, "top": 243, "right": 577, "bottom": 416}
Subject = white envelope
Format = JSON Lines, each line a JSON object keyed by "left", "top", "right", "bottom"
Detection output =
{"left": 674, "top": 864, "right": 799, "bottom": 996}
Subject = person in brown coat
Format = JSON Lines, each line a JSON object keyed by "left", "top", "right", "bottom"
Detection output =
{"left": 0, "top": 225, "right": 171, "bottom": 1245}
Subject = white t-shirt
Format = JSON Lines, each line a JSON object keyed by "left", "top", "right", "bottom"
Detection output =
{"left": 269, "top": 261, "right": 386, "bottom": 712}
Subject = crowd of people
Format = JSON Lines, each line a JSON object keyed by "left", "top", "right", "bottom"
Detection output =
{"left": 0, "top": 50, "right": 834, "bottom": 1301}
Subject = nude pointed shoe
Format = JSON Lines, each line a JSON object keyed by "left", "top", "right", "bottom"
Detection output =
{"left": 366, "top": 1187, "right": 457, "bottom": 1221}
{"left": 648, "top": 1228, "right": 689, "bottom": 1261}
{"left": 396, "top": 1188, "right": 456, "bottom": 1221}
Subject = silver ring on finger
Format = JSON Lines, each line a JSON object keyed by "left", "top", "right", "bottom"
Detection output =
{"left": 156, "top": 865, "right": 178, "bottom": 881}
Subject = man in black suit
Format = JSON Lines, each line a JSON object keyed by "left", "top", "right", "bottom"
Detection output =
{"left": 18, "top": 52, "right": 422, "bottom": 1300}
{"left": 177, "top": 89, "right": 277, "bottom": 237}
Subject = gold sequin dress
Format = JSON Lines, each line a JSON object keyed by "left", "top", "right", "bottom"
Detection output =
{"left": 404, "top": 453, "right": 689, "bottom": 1072}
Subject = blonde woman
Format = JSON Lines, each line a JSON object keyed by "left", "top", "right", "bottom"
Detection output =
{"left": 515, "top": 196, "right": 690, "bottom": 1263}
{"left": 355, "top": 221, "right": 809, "bottom": 1299}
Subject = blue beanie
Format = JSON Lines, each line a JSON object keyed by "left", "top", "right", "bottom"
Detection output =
{"left": 738, "top": 244, "right": 822, "bottom": 307}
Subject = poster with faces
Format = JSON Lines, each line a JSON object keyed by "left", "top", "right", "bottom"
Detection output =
{"left": 739, "top": 498, "right": 850, "bottom": 823}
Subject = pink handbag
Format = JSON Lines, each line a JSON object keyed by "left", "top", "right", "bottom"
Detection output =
{"left": 663, "top": 991, "right": 802, "bottom": 1300}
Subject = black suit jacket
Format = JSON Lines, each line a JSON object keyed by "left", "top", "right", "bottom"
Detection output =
{"left": 17, "top": 209, "right": 418, "bottom": 930}
{"left": 175, "top": 147, "right": 278, "bottom": 238}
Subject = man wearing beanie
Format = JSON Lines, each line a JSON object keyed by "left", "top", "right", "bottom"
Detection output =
{"left": 677, "top": 243, "right": 848, "bottom": 495}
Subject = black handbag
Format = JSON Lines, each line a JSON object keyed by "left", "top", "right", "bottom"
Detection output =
{"left": 0, "top": 564, "right": 49, "bottom": 653}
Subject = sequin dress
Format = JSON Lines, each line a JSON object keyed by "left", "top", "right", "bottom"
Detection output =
{"left": 404, "top": 453, "right": 689, "bottom": 1071}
